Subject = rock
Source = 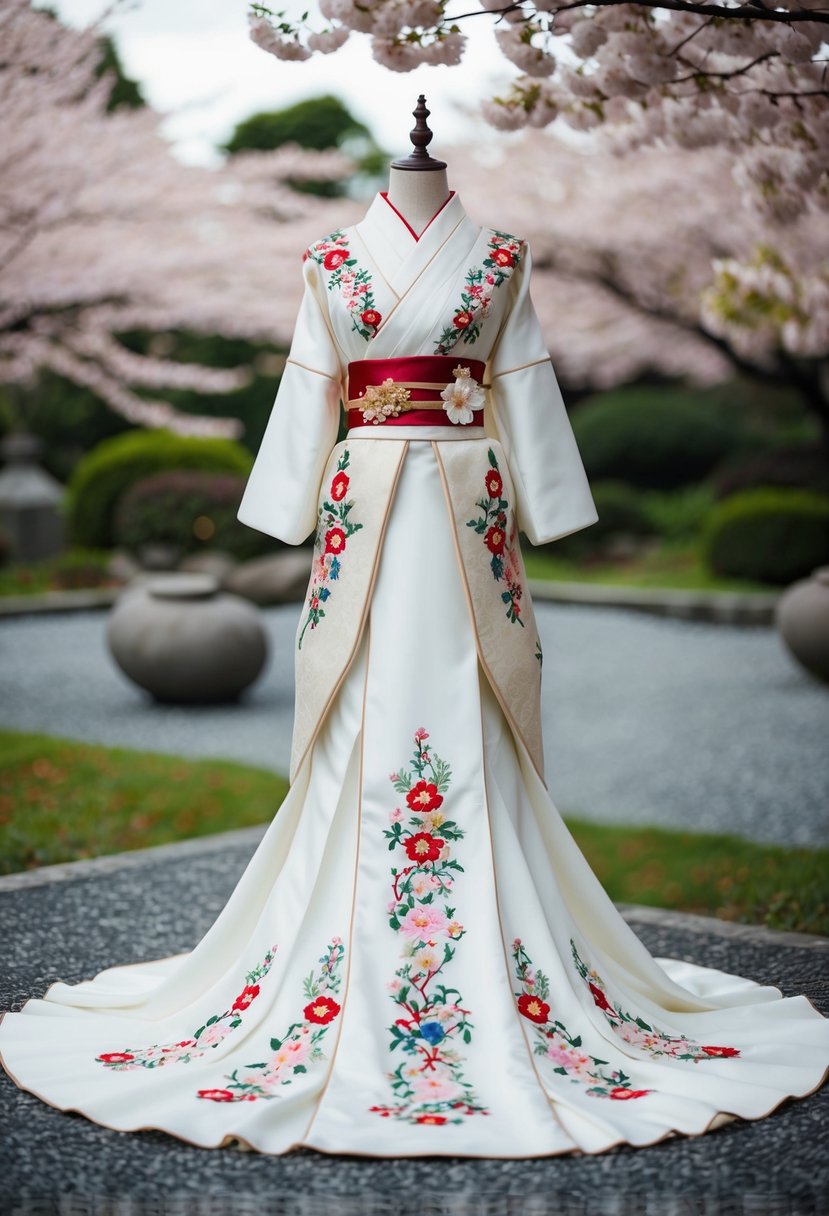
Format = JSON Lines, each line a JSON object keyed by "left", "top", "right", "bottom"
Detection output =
{"left": 179, "top": 549, "right": 237, "bottom": 581}
{"left": 107, "top": 573, "right": 268, "bottom": 703}
{"left": 775, "top": 565, "right": 829, "bottom": 685}
{"left": 222, "top": 550, "right": 313, "bottom": 606}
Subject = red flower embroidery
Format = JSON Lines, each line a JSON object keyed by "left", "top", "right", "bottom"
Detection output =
{"left": 454, "top": 310, "right": 473, "bottom": 329}
{"left": 323, "top": 249, "right": 348, "bottom": 270}
{"left": 588, "top": 982, "right": 614, "bottom": 1014}
{"left": 467, "top": 450, "right": 525, "bottom": 628}
{"left": 702, "top": 1046, "right": 741, "bottom": 1058}
{"left": 415, "top": 1114, "right": 448, "bottom": 1125}
{"left": 609, "top": 1087, "right": 652, "bottom": 1100}
{"left": 232, "top": 984, "right": 260, "bottom": 1012}
{"left": 493, "top": 248, "right": 515, "bottom": 268}
{"left": 330, "top": 471, "right": 350, "bottom": 502}
{"left": 97, "top": 1052, "right": 135, "bottom": 1063}
{"left": 484, "top": 525, "right": 505, "bottom": 555}
{"left": 324, "top": 526, "right": 346, "bottom": 555}
{"left": 485, "top": 470, "right": 502, "bottom": 498}
{"left": 197, "top": 1088, "right": 235, "bottom": 1102}
{"left": 404, "top": 832, "right": 445, "bottom": 864}
{"left": 406, "top": 781, "right": 443, "bottom": 814}
{"left": 361, "top": 308, "right": 382, "bottom": 328}
{"left": 303, "top": 994, "right": 341, "bottom": 1025}
{"left": 517, "top": 993, "right": 551, "bottom": 1024}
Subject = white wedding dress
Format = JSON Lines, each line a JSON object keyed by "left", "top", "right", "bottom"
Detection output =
{"left": 1, "top": 190, "right": 828, "bottom": 1156}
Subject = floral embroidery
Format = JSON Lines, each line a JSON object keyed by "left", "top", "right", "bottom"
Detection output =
{"left": 512, "top": 939, "right": 653, "bottom": 1100}
{"left": 535, "top": 638, "right": 543, "bottom": 665}
{"left": 305, "top": 229, "right": 382, "bottom": 340}
{"left": 95, "top": 944, "right": 278, "bottom": 1071}
{"left": 369, "top": 727, "right": 489, "bottom": 1125}
{"left": 434, "top": 230, "right": 523, "bottom": 355}
{"left": 196, "top": 937, "right": 345, "bottom": 1103}
{"left": 298, "top": 449, "right": 363, "bottom": 650}
{"left": 571, "top": 939, "right": 741, "bottom": 1061}
{"left": 467, "top": 448, "right": 525, "bottom": 627}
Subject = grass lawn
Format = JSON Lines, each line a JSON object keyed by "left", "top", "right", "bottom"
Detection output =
{"left": 1, "top": 731, "right": 825, "bottom": 935}
{"left": 521, "top": 540, "right": 774, "bottom": 593}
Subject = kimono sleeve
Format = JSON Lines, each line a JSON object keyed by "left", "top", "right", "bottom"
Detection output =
{"left": 486, "top": 241, "right": 598, "bottom": 546}
{"left": 237, "top": 255, "right": 342, "bottom": 544}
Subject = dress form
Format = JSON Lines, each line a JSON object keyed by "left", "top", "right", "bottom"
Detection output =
{"left": 385, "top": 96, "right": 451, "bottom": 236}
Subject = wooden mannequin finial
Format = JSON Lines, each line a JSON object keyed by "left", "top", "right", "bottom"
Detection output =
{"left": 391, "top": 95, "right": 447, "bottom": 172}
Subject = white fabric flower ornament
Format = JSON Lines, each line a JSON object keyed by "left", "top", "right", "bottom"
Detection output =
{"left": 441, "top": 366, "right": 485, "bottom": 424}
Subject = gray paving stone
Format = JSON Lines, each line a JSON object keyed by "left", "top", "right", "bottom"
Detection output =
{"left": 1, "top": 604, "right": 827, "bottom": 846}
{"left": 0, "top": 835, "right": 827, "bottom": 1216}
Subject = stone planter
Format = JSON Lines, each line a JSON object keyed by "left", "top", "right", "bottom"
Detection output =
{"left": 775, "top": 565, "right": 829, "bottom": 685}
{"left": 107, "top": 573, "right": 268, "bottom": 703}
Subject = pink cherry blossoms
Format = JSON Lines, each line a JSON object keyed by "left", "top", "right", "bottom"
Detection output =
{"left": 248, "top": 1, "right": 829, "bottom": 222}
{"left": 1, "top": 0, "right": 357, "bottom": 438}
{"left": 448, "top": 130, "right": 828, "bottom": 438}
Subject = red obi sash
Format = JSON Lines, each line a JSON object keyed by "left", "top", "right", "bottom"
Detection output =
{"left": 346, "top": 356, "right": 486, "bottom": 430}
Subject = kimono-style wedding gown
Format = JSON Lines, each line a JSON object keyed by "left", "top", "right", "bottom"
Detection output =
{"left": 1, "top": 190, "right": 828, "bottom": 1158}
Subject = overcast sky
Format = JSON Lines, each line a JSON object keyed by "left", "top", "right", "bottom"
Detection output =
{"left": 40, "top": 0, "right": 516, "bottom": 166}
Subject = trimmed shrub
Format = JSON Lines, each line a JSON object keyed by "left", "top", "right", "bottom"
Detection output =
{"left": 704, "top": 487, "right": 829, "bottom": 585}
{"left": 710, "top": 442, "right": 829, "bottom": 500}
{"left": 114, "top": 470, "right": 277, "bottom": 562}
{"left": 546, "top": 480, "right": 657, "bottom": 558}
{"left": 572, "top": 387, "right": 742, "bottom": 490}
{"left": 67, "top": 429, "right": 253, "bottom": 548}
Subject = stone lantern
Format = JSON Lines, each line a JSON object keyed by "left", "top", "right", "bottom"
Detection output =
{"left": 0, "top": 432, "right": 65, "bottom": 562}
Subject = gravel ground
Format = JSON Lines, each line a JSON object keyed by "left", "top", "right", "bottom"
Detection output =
{"left": 0, "top": 836, "right": 827, "bottom": 1216}
{"left": 0, "top": 602, "right": 827, "bottom": 847}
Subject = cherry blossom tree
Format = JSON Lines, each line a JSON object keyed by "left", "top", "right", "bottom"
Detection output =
{"left": 0, "top": 0, "right": 355, "bottom": 439}
{"left": 248, "top": 1, "right": 829, "bottom": 222}
{"left": 450, "top": 129, "right": 829, "bottom": 449}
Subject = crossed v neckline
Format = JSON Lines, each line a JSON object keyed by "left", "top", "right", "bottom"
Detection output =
{"left": 379, "top": 190, "right": 457, "bottom": 242}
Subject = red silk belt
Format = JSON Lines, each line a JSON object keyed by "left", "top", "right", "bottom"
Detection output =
{"left": 346, "top": 355, "right": 486, "bottom": 429}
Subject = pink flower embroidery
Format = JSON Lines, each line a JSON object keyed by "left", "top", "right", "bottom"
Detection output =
{"left": 435, "top": 230, "right": 523, "bottom": 354}
{"left": 373, "top": 728, "right": 489, "bottom": 1125}
{"left": 197, "top": 937, "right": 345, "bottom": 1103}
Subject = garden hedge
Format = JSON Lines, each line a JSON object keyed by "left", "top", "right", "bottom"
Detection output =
{"left": 571, "top": 387, "right": 742, "bottom": 490}
{"left": 66, "top": 430, "right": 253, "bottom": 548}
{"left": 114, "top": 470, "right": 277, "bottom": 561}
{"left": 704, "top": 487, "right": 829, "bottom": 585}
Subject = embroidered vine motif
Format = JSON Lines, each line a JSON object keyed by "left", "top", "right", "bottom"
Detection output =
{"left": 434, "top": 230, "right": 523, "bottom": 355}
{"left": 298, "top": 449, "right": 363, "bottom": 650}
{"left": 304, "top": 229, "right": 382, "bottom": 340}
{"left": 512, "top": 938, "right": 653, "bottom": 1100}
{"left": 570, "top": 939, "right": 741, "bottom": 1061}
{"left": 196, "top": 937, "right": 345, "bottom": 1104}
{"left": 467, "top": 449, "right": 525, "bottom": 627}
{"left": 94, "top": 944, "right": 278, "bottom": 1071}
{"left": 369, "top": 727, "right": 489, "bottom": 1125}
{"left": 535, "top": 638, "right": 543, "bottom": 665}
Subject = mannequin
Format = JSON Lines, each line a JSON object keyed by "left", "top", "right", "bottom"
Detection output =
{"left": 383, "top": 95, "right": 452, "bottom": 237}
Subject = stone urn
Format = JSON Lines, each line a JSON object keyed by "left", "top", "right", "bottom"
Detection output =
{"left": 775, "top": 565, "right": 829, "bottom": 685}
{"left": 107, "top": 573, "right": 268, "bottom": 703}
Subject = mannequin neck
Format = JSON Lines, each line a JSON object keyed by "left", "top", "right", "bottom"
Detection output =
{"left": 385, "top": 166, "right": 451, "bottom": 237}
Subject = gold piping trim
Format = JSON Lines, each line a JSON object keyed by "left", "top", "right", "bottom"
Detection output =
{"left": 286, "top": 357, "right": 340, "bottom": 383}
{"left": 289, "top": 440, "right": 410, "bottom": 784}
{"left": 490, "top": 356, "right": 552, "bottom": 380}
{"left": 296, "top": 619, "right": 371, "bottom": 1145}
{"left": 432, "top": 442, "right": 547, "bottom": 788}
